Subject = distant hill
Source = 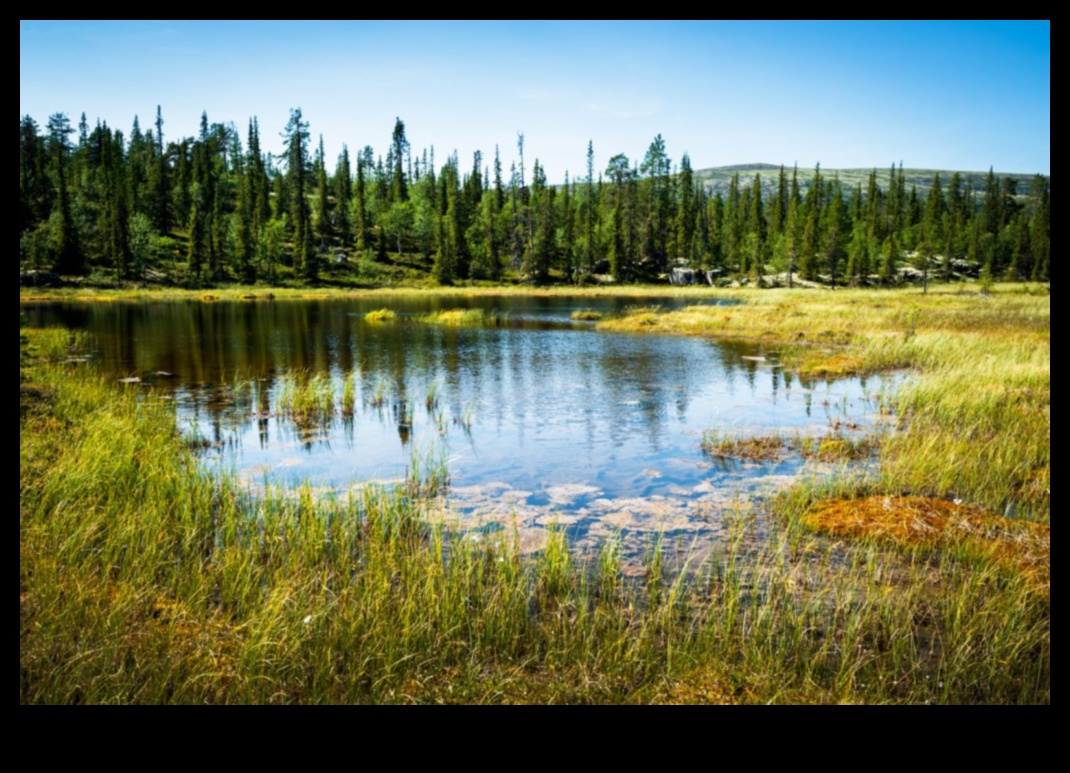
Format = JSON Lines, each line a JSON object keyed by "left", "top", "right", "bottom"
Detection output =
{"left": 693, "top": 164, "right": 1047, "bottom": 198}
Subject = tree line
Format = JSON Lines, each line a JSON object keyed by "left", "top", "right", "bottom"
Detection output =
{"left": 19, "top": 108, "right": 1051, "bottom": 286}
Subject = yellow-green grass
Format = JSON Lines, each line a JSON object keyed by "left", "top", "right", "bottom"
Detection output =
{"left": 418, "top": 308, "right": 497, "bottom": 327}
{"left": 604, "top": 286, "right": 1049, "bottom": 524}
{"left": 364, "top": 308, "right": 398, "bottom": 323}
{"left": 19, "top": 330, "right": 1049, "bottom": 704}
{"left": 570, "top": 309, "right": 604, "bottom": 321}
{"left": 703, "top": 432, "right": 881, "bottom": 463}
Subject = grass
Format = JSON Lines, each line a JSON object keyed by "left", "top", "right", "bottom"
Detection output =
{"left": 570, "top": 309, "right": 603, "bottom": 321}
{"left": 602, "top": 284, "right": 1050, "bottom": 524}
{"left": 419, "top": 309, "right": 497, "bottom": 327}
{"left": 20, "top": 314, "right": 1050, "bottom": 704}
{"left": 365, "top": 308, "right": 398, "bottom": 323}
{"left": 275, "top": 372, "right": 336, "bottom": 426}
{"left": 702, "top": 432, "right": 881, "bottom": 464}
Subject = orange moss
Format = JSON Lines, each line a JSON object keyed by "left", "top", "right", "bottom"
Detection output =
{"left": 802, "top": 496, "right": 1049, "bottom": 598}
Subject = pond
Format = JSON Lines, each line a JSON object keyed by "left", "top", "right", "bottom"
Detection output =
{"left": 27, "top": 296, "right": 894, "bottom": 566}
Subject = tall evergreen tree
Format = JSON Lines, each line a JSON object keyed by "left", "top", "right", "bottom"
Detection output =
{"left": 335, "top": 145, "right": 352, "bottom": 248}
{"left": 47, "top": 113, "right": 82, "bottom": 275}
{"left": 283, "top": 108, "right": 315, "bottom": 281}
{"left": 314, "top": 135, "right": 331, "bottom": 244}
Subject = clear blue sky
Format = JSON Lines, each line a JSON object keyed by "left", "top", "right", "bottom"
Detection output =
{"left": 20, "top": 20, "right": 1050, "bottom": 180}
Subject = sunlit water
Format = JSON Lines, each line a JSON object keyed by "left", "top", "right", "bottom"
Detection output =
{"left": 28, "top": 296, "right": 895, "bottom": 564}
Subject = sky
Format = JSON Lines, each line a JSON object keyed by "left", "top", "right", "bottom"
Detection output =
{"left": 20, "top": 20, "right": 1050, "bottom": 181}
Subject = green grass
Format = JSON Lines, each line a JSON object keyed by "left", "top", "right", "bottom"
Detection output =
{"left": 602, "top": 285, "right": 1050, "bottom": 524}
{"left": 19, "top": 318, "right": 1049, "bottom": 704}
{"left": 570, "top": 309, "right": 604, "bottom": 321}
{"left": 418, "top": 309, "right": 498, "bottom": 327}
{"left": 275, "top": 372, "right": 336, "bottom": 426}
{"left": 365, "top": 308, "right": 398, "bottom": 323}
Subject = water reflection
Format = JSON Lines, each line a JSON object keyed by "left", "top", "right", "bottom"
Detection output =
{"left": 28, "top": 297, "right": 893, "bottom": 562}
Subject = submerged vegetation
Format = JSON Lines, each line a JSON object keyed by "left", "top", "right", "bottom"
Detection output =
{"left": 20, "top": 283, "right": 1049, "bottom": 704}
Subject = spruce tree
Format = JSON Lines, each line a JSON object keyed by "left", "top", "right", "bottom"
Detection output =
{"left": 47, "top": 113, "right": 82, "bottom": 275}
{"left": 283, "top": 109, "right": 315, "bottom": 282}
{"left": 335, "top": 145, "right": 352, "bottom": 248}
{"left": 315, "top": 135, "right": 331, "bottom": 245}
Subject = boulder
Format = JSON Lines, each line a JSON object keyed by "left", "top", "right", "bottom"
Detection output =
{"left": 20, "top": 270, "right": 63, "bottom": 288}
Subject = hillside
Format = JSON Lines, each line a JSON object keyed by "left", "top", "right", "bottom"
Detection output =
{"left": 693, "top": 164, "right": 1046, "bottom": 197}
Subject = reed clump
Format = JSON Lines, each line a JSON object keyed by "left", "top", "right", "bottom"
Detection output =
{"left": 365, "top": 308, "right": 398, "bottom": 323}
{"left": 275, "top": 372, "right": 336, "bottom": 425}
{"left": 570, "top": 309, "right": 603, "bottom": 321}
{"left": 419, "top": 308, "right": 496, "bottom": 327}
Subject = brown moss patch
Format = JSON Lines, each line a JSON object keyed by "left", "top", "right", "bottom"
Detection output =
{"left": 802, "top": 496, "right": 1049, "bottom": 598}
{"left": 703, "top": 434, "right": 786, "bottom": 461}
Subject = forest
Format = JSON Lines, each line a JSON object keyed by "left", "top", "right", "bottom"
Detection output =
{"left": 19, "top": 108, "right": 1051, "bottom": 288}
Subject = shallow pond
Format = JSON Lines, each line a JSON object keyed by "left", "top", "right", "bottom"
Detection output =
{"left": 28, "top": 296, "right": 894, "bottom": 564}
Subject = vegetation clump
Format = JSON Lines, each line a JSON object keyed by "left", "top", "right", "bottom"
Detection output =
{"left": 570, "top": 309, "right": 603, "bottom": 321}
{"left": 365, "top": 308, "right": 398, "bottom": 323}
{"left": 702, "top": 432, "right": 786, "bottom": 461}
{"left": 801, "top": 496, "right": 1049, "bottom": 598}
{"left": 420, "top": 309, "right": 496, "bottom": 327}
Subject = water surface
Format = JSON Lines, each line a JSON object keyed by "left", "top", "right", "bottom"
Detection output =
{"left": 28, "top": 296, "right": 892, "bottom": 563}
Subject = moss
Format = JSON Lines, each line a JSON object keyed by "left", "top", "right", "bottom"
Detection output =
{"left": 801, "top": 496, "right": 1049, "bottom": 598}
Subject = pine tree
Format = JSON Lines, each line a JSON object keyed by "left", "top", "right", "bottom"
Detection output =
{"left": 335, "top": 145, "right": 352, "bottom": 248}
{"left": 823, "top": 183, "right": 847, "bottom": 289}
{"left": 315, "top": 135, "right": 331, "bottom": 245}
{"left": 47, "top": 113, "right": 82, "bottom": 275}
{"left": 391, "top": 118, "right": 409, "bottom": 203}
{"left": 677, "top": 154, "right": 696, "bottom": 266}
{"left": 283, "top": 109, "right": 315, "bottom": 281}
{"left": 584, "top": 141, "right": 598, "bottom": 274}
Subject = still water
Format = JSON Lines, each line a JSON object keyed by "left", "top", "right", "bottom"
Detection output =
{"left": 28, "top": 296, "right": 892, "bottom": 561}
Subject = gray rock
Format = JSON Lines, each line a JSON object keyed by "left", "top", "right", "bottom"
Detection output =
{"left": 20, "top": 270, "right": 62, "bottom": 288}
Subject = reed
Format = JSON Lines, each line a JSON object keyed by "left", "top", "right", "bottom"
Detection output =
{"left": 275, "top": 371, "right": 337, "bottom": 425}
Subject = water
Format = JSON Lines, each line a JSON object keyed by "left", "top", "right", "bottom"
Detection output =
{"left": 27, "top": 296, "right": 893, "bottom": 563}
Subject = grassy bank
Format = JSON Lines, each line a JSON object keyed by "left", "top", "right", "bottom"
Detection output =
{"left": 600, "top": 285, "right": 1050, "bottom": 525}
{"left": 20, "top": 319, "right": 1049, "bottom": 704}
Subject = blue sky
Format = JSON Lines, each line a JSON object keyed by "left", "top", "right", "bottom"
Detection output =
{"left": 20, "top": 20, "right": 1050, "bottom": 180}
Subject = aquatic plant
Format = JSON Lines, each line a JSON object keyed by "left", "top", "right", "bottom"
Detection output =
{"left": 365, "top": 308, "right": 398, "bottom": 323}
{"left": 570, "top": 309, "right": 603, "bottom": 321}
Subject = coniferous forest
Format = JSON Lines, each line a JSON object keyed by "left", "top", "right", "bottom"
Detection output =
{"left": 19, "top": 108, "right": 1051, "bottom": 288}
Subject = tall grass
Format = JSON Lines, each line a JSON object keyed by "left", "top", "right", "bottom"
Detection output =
{"left": 275, "top": 372, "right": 336, "bottom": 426}
{"left": 20, "top": 336, "right": 1049, "bottom": 704}
{"left": 602, "top": 287, "right": 1050, "bottom": 523}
